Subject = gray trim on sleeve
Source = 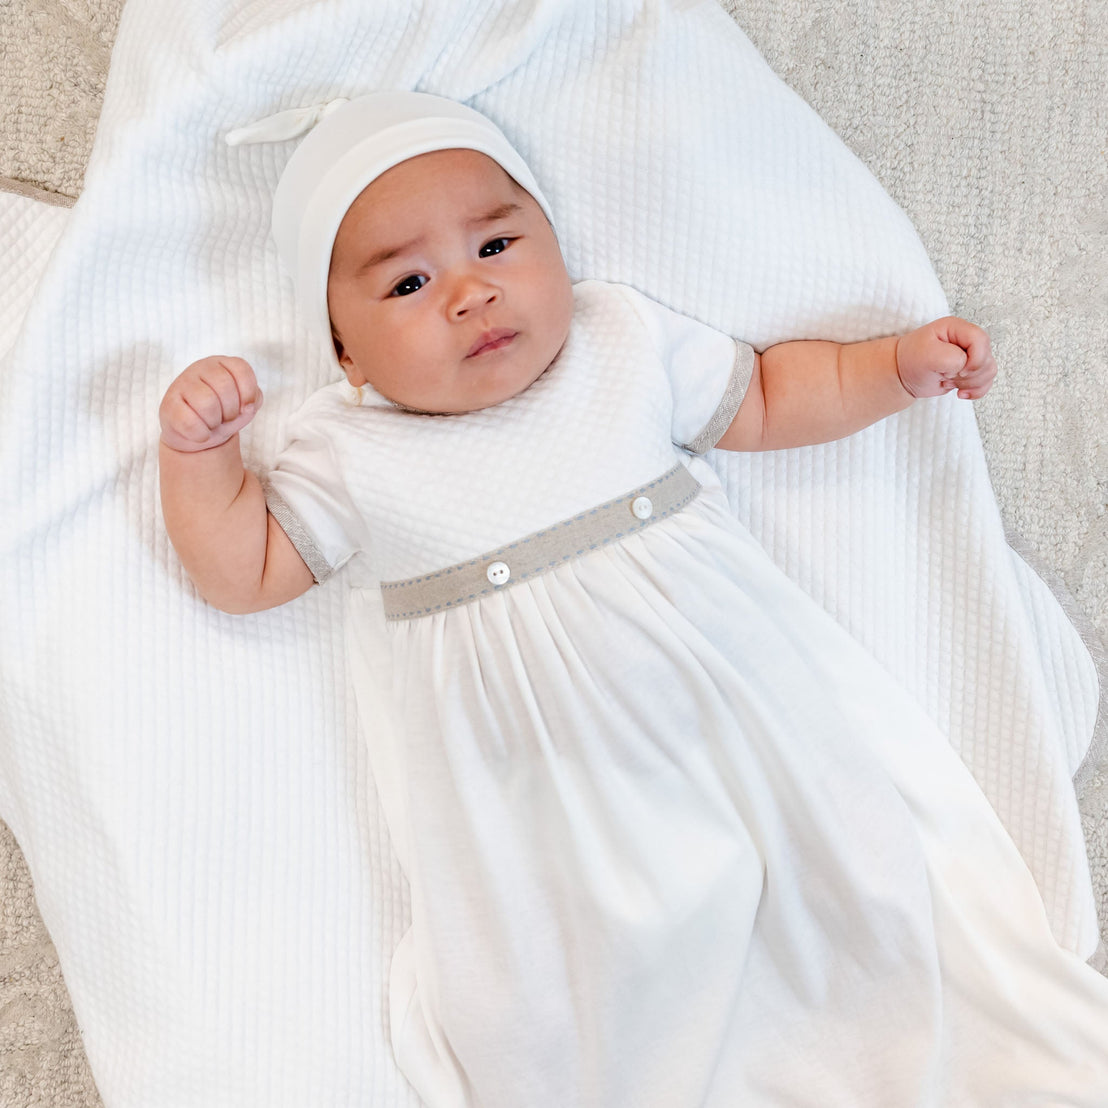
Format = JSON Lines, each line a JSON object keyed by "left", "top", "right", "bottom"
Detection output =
{"left": 682, "top": 341, "right": 756, "bottom": 455}
{"left": 262, "top": 479, "right": 336, "bottom": 585}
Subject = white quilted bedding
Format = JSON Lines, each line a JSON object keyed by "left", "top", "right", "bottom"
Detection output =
{"left": 0, "top": 0, "right": 1100, "bottom": 1104}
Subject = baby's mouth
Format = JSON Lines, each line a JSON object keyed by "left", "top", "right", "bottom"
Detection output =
{"left": 466, "top": 329, "right": 518, "bottom": 358}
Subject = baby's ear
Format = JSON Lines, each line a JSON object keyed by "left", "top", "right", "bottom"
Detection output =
{"left": 331, "top": 322, "right": 368, "bottom": 386}
{"left": 338, "top": 352, "right": 368, "bottom": 388}
{"left": 332, "top": 331, "right": 359, "bottom": 384}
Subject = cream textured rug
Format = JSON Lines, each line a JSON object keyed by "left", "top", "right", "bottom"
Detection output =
{"left": 1, "top": 0, "right": 1104, "bottom": 1104}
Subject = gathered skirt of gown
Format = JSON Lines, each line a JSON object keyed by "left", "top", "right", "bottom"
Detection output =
{"left": 346, "top": 473, "right": 1108, "bottom": 1107}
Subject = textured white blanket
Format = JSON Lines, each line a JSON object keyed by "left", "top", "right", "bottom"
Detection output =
{"left": 0, "top": 0, "right": 1101, "bottom": 1104}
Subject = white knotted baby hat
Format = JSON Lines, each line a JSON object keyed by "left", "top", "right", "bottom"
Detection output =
{"left": 228, "top": 91, "right": 555, "bottom": 369}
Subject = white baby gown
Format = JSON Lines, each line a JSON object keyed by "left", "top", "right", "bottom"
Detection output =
{"left": 265, "top": 281, "right": 1108, "bottom": 1107}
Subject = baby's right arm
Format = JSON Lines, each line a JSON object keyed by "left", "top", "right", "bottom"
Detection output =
{"left": 159, "top": 356, "right": 314, "bottom": 613}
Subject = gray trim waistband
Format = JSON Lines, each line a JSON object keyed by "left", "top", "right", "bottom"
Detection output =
{"left": 381, "top": 464, "right": 701, "bottom": 621}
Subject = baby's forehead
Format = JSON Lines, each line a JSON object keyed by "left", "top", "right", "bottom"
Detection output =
{"left": 346, "top": 148, "right": 523, "bottom": 210}
{"left": 333, "top": 149, "right": 533, "bottom": 251}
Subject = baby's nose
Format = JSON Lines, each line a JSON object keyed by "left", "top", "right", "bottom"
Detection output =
{"left": 450, "top": 276, "right": 499, "bottom": 317}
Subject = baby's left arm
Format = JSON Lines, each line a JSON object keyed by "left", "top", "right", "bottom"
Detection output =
{"left": 716, "top": 317, "right": 997, "bottom": 452}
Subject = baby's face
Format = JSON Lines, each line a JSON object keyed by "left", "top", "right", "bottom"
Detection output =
{"left": 327, "top": 148, "right": 574, "bottom": 414}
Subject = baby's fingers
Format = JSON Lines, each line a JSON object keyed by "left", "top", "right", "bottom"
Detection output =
{"left": 159, "top": 356, "right": 263, "bottom": 451}
{"left": 160, "top": 390, "right": 218, "bottom": 445}
{"left": 194, "top": 357, "right": 260, "bottom": 425}
{"left": 948, "top": 354, "right": 998, "bottom": 399}
{"left": 936, "top": 318, "right": 998, "bottom": 399}
{"left": 954, "top": 380, "right": 994, "bottom": 400}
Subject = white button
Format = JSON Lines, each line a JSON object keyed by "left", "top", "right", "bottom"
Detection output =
{"left": 486, "top": 561, "right": 511, "bottom": 586}
{"left": 631, "top": 496, "right": 654, "bottom": 520}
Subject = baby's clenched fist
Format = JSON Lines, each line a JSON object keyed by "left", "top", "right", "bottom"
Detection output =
{"left": 895, "top": 317, "right": 997, "bottom": 401}
{"left": 159, "top": 356, "right": 262, "bottom": 453}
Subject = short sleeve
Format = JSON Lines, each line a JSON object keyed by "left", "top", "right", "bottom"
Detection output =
{"left": 262, "top": 398, "right": 368, "bottom": 585}
{"left": 619, "top": 286, "right": 755, "bottom": 454}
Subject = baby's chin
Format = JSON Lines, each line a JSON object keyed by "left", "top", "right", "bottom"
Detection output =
{"left": 393, "top": 360, "right": 557, "bottom": 415}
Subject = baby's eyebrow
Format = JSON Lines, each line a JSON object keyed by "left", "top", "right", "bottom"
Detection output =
{"left": 467, "top": 201, "right": 523, "bottom": 226}
{"left": 359, "top": 237, "right": 422, "bottom": 273}
{"left": 356, "top": 202, "right": 525, "bottom": 275}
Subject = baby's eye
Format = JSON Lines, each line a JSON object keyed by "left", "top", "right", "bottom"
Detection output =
{"left": 391, "top": 274, "right": 428, "bottom": 297}
{"left": 479, "top": 237, "right": 512, "bottom": 258}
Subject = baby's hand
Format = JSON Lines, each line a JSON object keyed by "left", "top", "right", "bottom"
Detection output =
{"left": 895, "top": 317, "right": 997, "bottom": 400}
{"left": 159, "top": 356, "right": 263, "bottom": 453}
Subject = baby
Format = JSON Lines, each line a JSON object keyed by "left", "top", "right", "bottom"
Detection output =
{"left": 159, "top": 93, "right": 1108, "bottom": 1107}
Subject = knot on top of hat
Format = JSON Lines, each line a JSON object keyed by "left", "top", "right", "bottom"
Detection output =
{"left": 225, "top": 98, "right": 350, "bottom": 146}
